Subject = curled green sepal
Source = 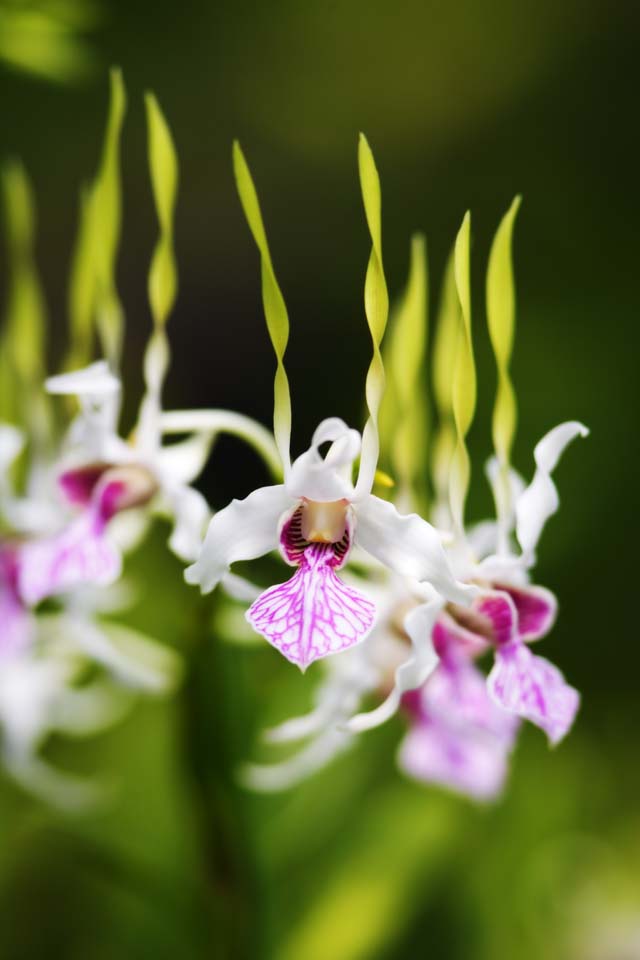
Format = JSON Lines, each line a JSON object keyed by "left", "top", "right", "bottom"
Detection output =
{"left": 136, "top": 93, "right": 179, "bottom": 452}
{"left": 91, "top": 67, "right": 126, "bottom": 370}
{"left": 0, "top": 161, "right": 51, "bottom": 444}
{"left": 232, "top": 141, "right": 291, "bottom": 473}
{"left": 146, "top": 92, "right": 178, "bottom": 330}
{"left": 486, "top": 196, "right": 521, "bottom": 535}
{"left": 430, "top": 246, "right": 459, "bottom": 518}
{"left": 449, "top": 211, "right": 476, "bottom": 536}
{"left": 66, "top": 186, "right": 96, "bottom": 372}
{"left": 355, "top": 133, "right": 389, "bottom": 498}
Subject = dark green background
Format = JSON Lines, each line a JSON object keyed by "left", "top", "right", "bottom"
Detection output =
{"left": 0, "top": 2, "right": 638, "bottom": 958}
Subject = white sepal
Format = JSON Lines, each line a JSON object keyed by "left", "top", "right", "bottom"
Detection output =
{"left": 355, "top": 494, "right": 476, "bottom": 605}
{"left": 184, "top": 484, "right": 292, "bottom": 593}
{"left": 345, "top": 592, "right": 442, "bottom": 733}
{"left": 285, "top": 418, "right": 360, "bottom": 502}
{"left": 516, "top": 421, "right": 588, "bottom": 559}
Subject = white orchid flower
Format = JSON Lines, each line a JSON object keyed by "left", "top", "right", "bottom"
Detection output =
{"left": 186, "top": 416, "right": 473, "bottom": 671}
{"left": 27, "top": 360, "right": 280, "bottom": 609}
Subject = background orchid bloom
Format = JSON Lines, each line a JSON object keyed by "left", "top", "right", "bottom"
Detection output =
{"left": 439, "top": 420, "right": 589, "bottom": 744}
{"left": 186, "top": 416, "right": 472, "bottom": 671}
{"left": 397, "top": 622, "right": 520, "bottom": 801}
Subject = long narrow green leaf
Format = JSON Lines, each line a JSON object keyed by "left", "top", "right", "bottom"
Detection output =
{"left": 136, "top": 93, "right": 179, "bottom": 452}
{"left": 355, "top": 133, "right": 389, "bottom": 497}
{"left": 64, "top": 69, "right": 126, "bottom": 374}
{"left": 430, "top": 245, "right": 459, "bottom": 516}
{"left": 232, "top": 141, "right": 291, "bottom": 471}
{"left": 66, "top": 185, "right": 95, "bottom": 371}
{"left": 145, "top": 92, "right": 178, "bottom": 330}
{"left": 91, "top": 66, "right": 126, "bottom": 369}
{"left": 487, "top": 196, "right": 521, "bottom": 468}
{"left": 486, "top": 197, "right": 521, "bottom": 543}
{"left": 381, "top": 233, "right": 428, "bottom": 508}
{"left": 1, "top": 161, "right": 46, "bottom": 386}
{"left": 449, "top": 211, "right": 476, "bottom": 535}
{"left": 0, "top": 161, "right": 48, "bottom": 433}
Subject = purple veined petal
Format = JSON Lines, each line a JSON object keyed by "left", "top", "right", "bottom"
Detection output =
{"left": 17, "top": 510, "right": 122, "bottom": 606}
{"left": 424, "top": 654, "right": 519, "bottom": 741}
{"left": 398, "top": 654, "right": 519, "bottom": 800}
{"left": 246, "top": 542, "right": 375, "bottom": 671}
{"left": 496, "top": 583, "right": 557, "bottom": 642}
{"left": 487, "top": 641, "right": 580, "bottom": 745}
{"left": 398, "top": 717, "right": 513, "bottom": 801}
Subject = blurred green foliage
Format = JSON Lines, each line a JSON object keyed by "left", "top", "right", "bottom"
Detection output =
{"left": 0, "top": 1, "right": 638, "bottom": 958}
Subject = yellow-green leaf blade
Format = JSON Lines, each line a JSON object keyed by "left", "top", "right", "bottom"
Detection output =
{"left": 355, "top": 133, "right": 389, "bottom": 496}
{"left": 449, "top": 211, "right": 476, "bottom": 534}
{"left": 232, "top": 141, "right": 291, "bottom": 471}
{"left": 487, "top": 195, "right": 521, "bottom": 468}
{"left": 381, "top": 232, "right": 428, "bottom": 508}
{"left": 146, "top": 92, "right": 178, "bottom": 330}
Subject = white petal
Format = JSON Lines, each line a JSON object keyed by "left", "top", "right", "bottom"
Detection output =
{"left": 166, "top": 485, "right": 211, "bottom": 562}
{"left": 70, "top": 618, "right": 183, "bottom": 693}
{"left": 285, "top": 418, "right": 360, "bottom": 502}
{"left": 50, "top": 679, "right": 131, "bottom": 735}
{"left": 345, "top": 594, "right": 442, "bottom": 733}
{"left": 184, "top": 484, "right": 292, "bottom": 593}
{"left": 156, "top": 433, "right": 215, "bottom": 486}
{"left": 265, "top": 644, "right": 379, "bottom": 744}
{"left": 4, "top": 753, "right": 111, "bottom": 811}
{"left": 0, "top": 423, "right": 24, "bottom": 478}
{"left": 240, "top": 728, "right": 355, "bottom": 792}
{"left": 355, "top": 495, "right": 476, "bottom": 604}
{"left": 516, "top": 421, "right": 589, "bottom": 558}
{"left": 159, "top": 409, "right": 282, "bottom": 479}
{"left": 466, "top": 520, "right": 500, "bottom": 561}
{"left": 46, "top": 361, "right": 120, "bottom": 397}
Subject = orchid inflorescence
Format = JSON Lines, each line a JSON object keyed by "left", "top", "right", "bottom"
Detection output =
{"left": 0, "top": 71, "right": 587, "bottom": 807}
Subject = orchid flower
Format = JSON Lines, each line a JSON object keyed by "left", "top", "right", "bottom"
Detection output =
{"left": 185, "top": 138, "right": 473, "bottom": 673}
{"left": 241, "top": 201, "right": 588, "bottom": 798}
{"left": 439, "top": 420, "right": 587, "bottom": 745}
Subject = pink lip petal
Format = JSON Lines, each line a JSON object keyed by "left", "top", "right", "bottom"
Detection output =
{"left": 399, "top": 653, "right": 519, "bottom": 801}
{"left": 488, "top": 641, "right": 580, "bottom": 745}
{"left": 17, "top": 510, "right": 121, "bottom": 606}
{"left": 247, "top": 542, "right": 375, "bottom": 671}
{"left": 398, "top": 717, "right": 513, "bottom": 801}
{"left": 474, "top": 592, "right": 518, "bottom": 647}
{"left": 432, "top": 614, "right": 491, "bottom": 660}
{"left": 496, "top": 583, "right": 558, "bottom": 642}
